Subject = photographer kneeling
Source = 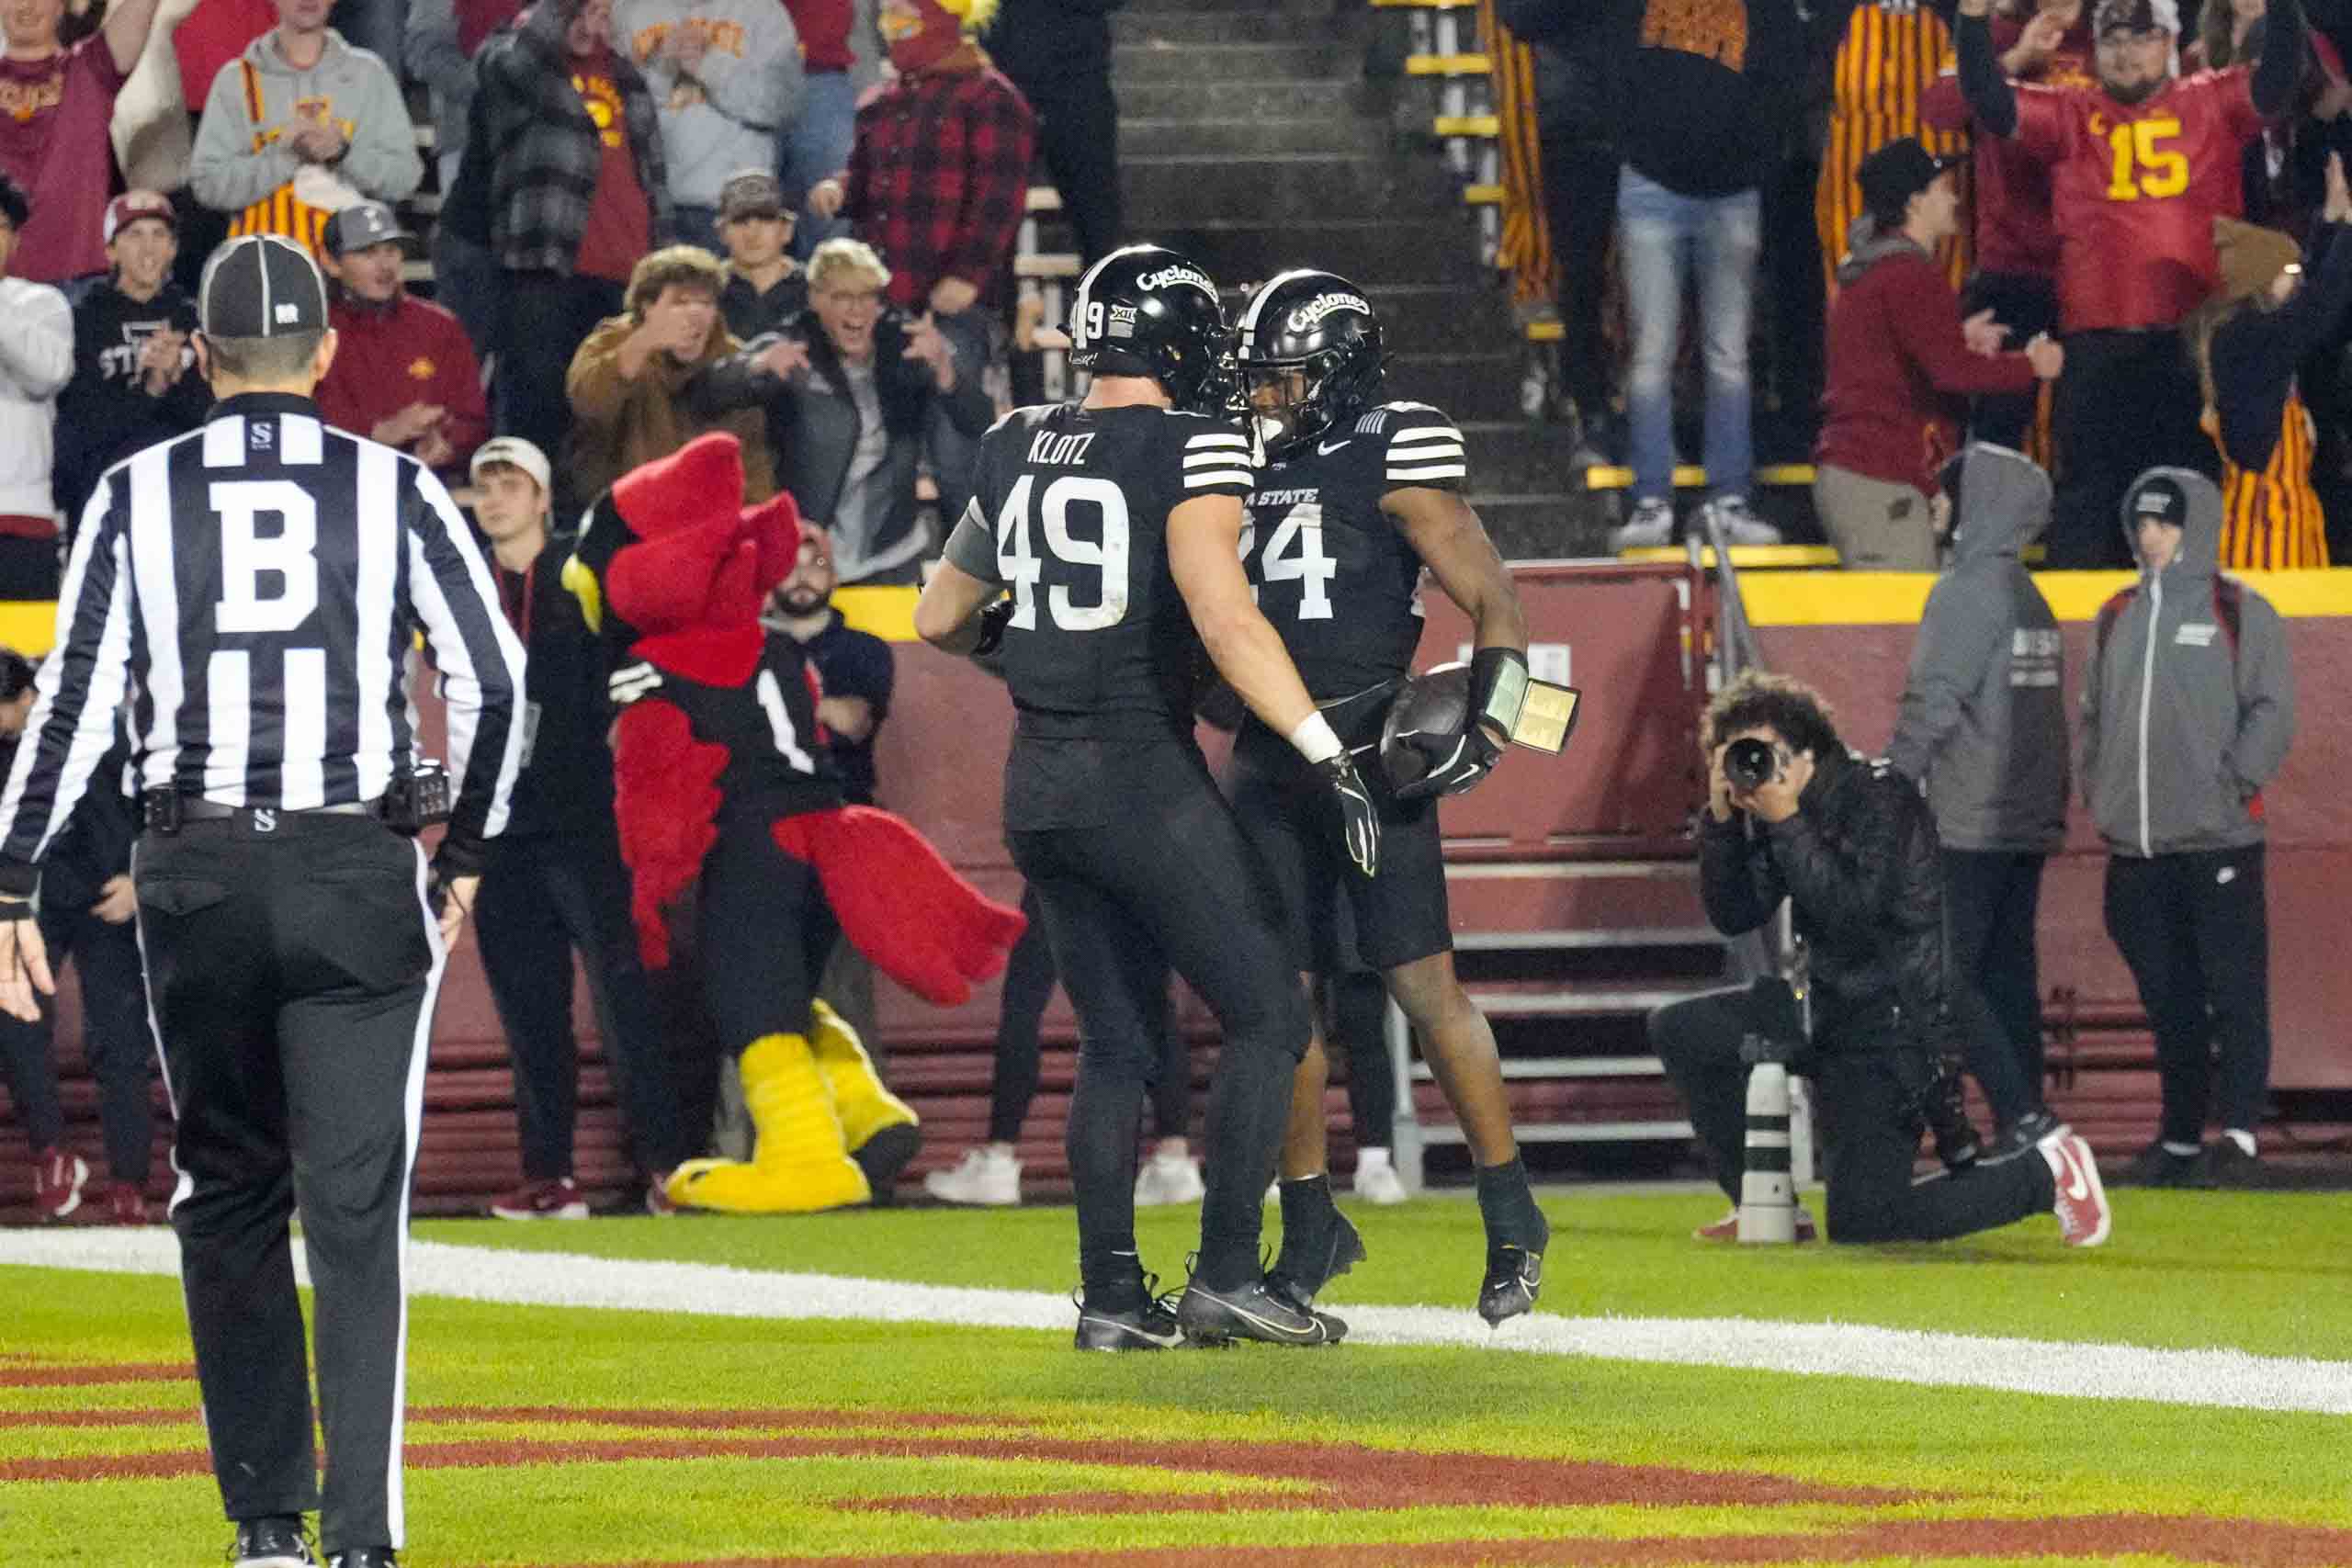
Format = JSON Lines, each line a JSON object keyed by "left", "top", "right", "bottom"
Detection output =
{"left": 1651, "top": 672, "right": 2111, "bottom": 1248}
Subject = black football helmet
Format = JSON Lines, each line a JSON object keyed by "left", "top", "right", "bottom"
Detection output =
{"left": 1233, "top": 268, "right": 1386, "bottom": 457}
{"left": 1067, "top": 243, "right": 1236, "bottom": 415}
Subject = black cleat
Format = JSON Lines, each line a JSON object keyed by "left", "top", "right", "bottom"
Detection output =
{"left": 1477, "top": 1244, "right": 1544, "bottom": 1327}
{"left": 1177, "top": 1276, "right": 1347, "bottom": 1348}
{"left": 1269, "top": 1205, "right": 1366, "bottom": 1307}
{"left": 230, "top": 1517, "right": 317, "bottom": 1568}
{"left": 328, "top": 1551, "right": 399, "bottom": 1568}
{"left": 1073, "top": 1276, "right": 1183, "bottom": 1351}
{"left": 2122, "top": 1141, "right": 2207, "bottom": 1189}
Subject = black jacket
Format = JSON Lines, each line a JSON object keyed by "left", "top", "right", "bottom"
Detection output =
{"left": 1699, "top": 747, "right": 1951, "bottom": 1049}
{"left": 693, "top": 308, "right": 996, "bottom": 581}
{"left": 1494, "top": 0, "right": 1613, "bottom": 145}
{"left": 491, "top": 533, "right": 616, "bottom": 838}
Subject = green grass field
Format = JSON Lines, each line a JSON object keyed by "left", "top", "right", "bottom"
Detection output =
{"left": 5, "top": 1186, "right": 2349, "bottom": 1566}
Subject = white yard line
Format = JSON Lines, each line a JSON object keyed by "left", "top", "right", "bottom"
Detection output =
{"left": 5, "top": 1229, "right": 2346, "bottom": 1416}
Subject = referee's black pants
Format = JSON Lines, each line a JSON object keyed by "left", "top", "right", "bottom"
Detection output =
{"left": 474, "top": 823, "right": 687, "bottom": 1180}
{"left": 1650, "top": 988, "right": 2054, "bottom": 1245}
{"left": 133, "top": 811, "right": 442, "bottom": 1558}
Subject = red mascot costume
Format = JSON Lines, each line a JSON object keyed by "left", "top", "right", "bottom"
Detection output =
{"left": 564, "top": 434, "right": 1024, "bottom": 1212}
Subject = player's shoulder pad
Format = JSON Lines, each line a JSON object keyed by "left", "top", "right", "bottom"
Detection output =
{"left": 987, "top": 403, "right": 1057, "bottom": 440}
{"left": 1178, "top": 418, "right": 1255, "bottom": 493}
{"left": 1364, "top": 400, "right": 1465, "bottom": 487}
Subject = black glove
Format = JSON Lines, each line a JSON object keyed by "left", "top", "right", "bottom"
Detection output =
{"left": 1397, "top": 720, "right": 1506, "bottom": 801}
{"left": 1317, "top": 753, "right": 1381, "bottom": 878}
{"left": 970, "top": 596, "right": 1016, "bottom": 659}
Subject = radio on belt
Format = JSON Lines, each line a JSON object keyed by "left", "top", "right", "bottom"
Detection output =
{"left": 384, "top": 761, "right": 453, "bottom": 832}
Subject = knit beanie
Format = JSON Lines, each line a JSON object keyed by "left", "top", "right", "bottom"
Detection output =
{"left": 2212, "top": 217, "right": 2303, "bottom": 304}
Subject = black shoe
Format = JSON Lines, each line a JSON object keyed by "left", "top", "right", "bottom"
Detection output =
{"left": 1477, "top": 1243, "right": 1544, "bottom": 1328}
{"left": 1986, "top": 1109, "right": 2066, "bottom": 1164}
{"left": 230, "top": 1517, "right": 316, "bottom": 1568}
{"left": 1176, "top": 1275, "right": 1347, "bottom": 1348}
{"left": 2205, "top": 1141, "right": 2269, "bottom": 1190}
{"left": 2122, "top": 1141, "right": 2206, "bottom": 1188}
{"left": 328, "top": 1551, "right": 399, "bottom": 1568}
{"left": 1269, "top": 1204, "right": 1366, "bottom": 1307}
{"left": 1073, "top": 1275, "right": 1183, "bottom": 1351}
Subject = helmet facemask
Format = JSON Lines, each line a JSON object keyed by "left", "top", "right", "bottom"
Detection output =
{"left": 1241, "top": 347, "right": 1350, "bottom": 457}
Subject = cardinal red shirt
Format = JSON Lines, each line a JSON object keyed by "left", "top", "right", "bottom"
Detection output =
{"left": 317, "top": 292, "right": 490, "bottom": 475}
{"left": 571, "top": 53, "right": 653, "bottom": 284}
{"left": 1922, "top": 14, "right": 2096, "bottom": 277}
{"left": 0, "top": 37, "right": 127, "bottom": 283}
{"left": 2009, "top": 69, "right": 2267, "bottom": 330}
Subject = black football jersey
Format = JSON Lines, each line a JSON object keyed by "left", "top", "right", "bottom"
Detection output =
{"left": 1243, "top": 400, "right": 1467, "bottom": 699}
{"left": 970, "top": 400, "right": 1254, "bottom": 739}
{"left": 614, "top": 631, "right": 842, "bottom": 824}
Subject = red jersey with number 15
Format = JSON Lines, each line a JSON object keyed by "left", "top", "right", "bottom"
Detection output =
{"left": 2010, "top": 69, "right": 2266, "bottom": 332}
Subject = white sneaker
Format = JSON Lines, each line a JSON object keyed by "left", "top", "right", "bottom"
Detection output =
{"left": 1134, "top": 1146, "right": 1206, "bottom": 1206}
{"left": 1606, "top": 496, "right": 1676, "bottom": 553}
{"left": 1702, "top": 493, "right": 1783, "bottom": 547}
{"left": 923, "top": 1145, "right": 1022, "bottom": 1206}
{"left": 1352, "top": 1156, "right": 1408, "bottom": 1206}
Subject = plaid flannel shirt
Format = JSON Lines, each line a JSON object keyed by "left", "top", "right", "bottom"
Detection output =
{"left": 473, "top": 1, "right": 672, "bottom": 276}
{"left": 843, "top": 60, "right": 1037, "bottom": 311}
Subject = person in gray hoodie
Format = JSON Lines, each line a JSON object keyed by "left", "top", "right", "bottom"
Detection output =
{"left": 2083, "top": 466, "right": 2296, "bottom": 1189}
{"left": 188, "top": 0, "right": 422, "bottom": 254}
{"left": 1887, "top": 443, "right": 2068, "bottom": 1156}
{"left": 613, "top": 0, "right": 802, "bottom": 250}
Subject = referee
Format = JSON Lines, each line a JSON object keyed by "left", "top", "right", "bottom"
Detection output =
{"left": 0, "top": 234, "right": 525, "bottom": 1568}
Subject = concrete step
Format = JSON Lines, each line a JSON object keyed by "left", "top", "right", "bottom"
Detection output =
{"left": 1120, "top": 115, "right": 1382, "bottom": 157}
{"left": 1358, "top": 282, "right": 1515, "bottom": 355}
{"left": 1124, "top": 152, "right": 1460, "bottom": 225}
{"left": 1145, "top": 218, "right": 1483, "bottom": 288}
{"left": 1118, "top": 76, "right": 1373, "bottom": 121}
{"left": 1114, "top": 39, "right": 1357, "bottom": 84}
{"left": 1114, "top": 7, "right": 1343, "bottom": 43}
{"left": 1384, "top": 351, "right": 1524, "bottom": 422}
{"left": 1466, "top": 491, "right": 1623, "bottom": 561}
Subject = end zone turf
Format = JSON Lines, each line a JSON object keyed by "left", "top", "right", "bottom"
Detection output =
{"left": 4, "top": 1189, "right": 2346, "bottom": 1565}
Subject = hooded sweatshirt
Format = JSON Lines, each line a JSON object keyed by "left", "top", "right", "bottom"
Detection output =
{"left": 1815, "top": 217, "right": 2040, "bottom": 498}
{"left": 2081, "top": 467, "right": 2296, "bottom": 859}
{"left": 1885, "top": 443, "right": 2069, "bottom": 854}
{"left": 189, "top": 28, "right": 424, "bottom": 238}
{"left": 0, "top": 277, "right": 74, "bottom": 523}
{"left": 615, "top": 0, "right": 802, "bottom": 210}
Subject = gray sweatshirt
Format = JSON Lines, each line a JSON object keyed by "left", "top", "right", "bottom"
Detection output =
{"left": 190, "top": 29, "right": 422, "bottom": 218}
{"left": 615, "top": 0, "right": 802, "bottom": 211}
{"left": 2081, "top": 467, "right": 2297, "bottom": 859}
{"left": 1886, "top": 443, "right": 2069, "bottom": 853}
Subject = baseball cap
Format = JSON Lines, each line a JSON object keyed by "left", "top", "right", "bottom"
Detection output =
{"left": 103, "top": 190, "right": 176, "bottom": 247}
{"left": 2127, "top": 473, "right": 2188, "bottom": 525}
{"left": 322, "top": 200, "right": 414, "bottom": 258}
{"left": 718, "top": 170, "right": 791, "bottom": 222}
{"left": 199, "top": 234, "right": 329, "bottom": 339}
{"left": 2094, "top": 0, "right": 2178, "bottom": 34}
{"left": 470, "top": 435, "right": 552, "bottom": 493}
{"left": 1856, "top": 138, "right": 1961, "bottom": 216}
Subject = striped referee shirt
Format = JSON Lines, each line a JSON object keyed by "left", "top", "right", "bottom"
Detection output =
{"left": 0, "top": 392, "right": 526, "bottom": 893}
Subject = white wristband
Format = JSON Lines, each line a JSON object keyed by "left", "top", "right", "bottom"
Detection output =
{"left": 1288, "top": 711, "right": 1344, "bottom": 765}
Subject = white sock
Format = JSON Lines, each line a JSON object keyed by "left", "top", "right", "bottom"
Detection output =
{"left": 1357, "top": 1146, "right": 1392, "bottom": 1171}
{"left": 2162, "top": 1140, "right": 2202, "bottom": 1158}
{"left": 2223, "top": 1129, "right": 2257, "bottom": 1157}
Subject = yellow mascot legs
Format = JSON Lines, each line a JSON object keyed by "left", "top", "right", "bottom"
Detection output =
{"left": 809, "top": 998, "right": 922, "bottom": 1189}
{"left": 666, "top": 1032, "right": 872, "bottom": 1213}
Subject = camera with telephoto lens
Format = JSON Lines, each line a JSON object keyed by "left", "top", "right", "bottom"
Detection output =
{"left": 1724, "top": 736, "right": 1781, "bottom": 793}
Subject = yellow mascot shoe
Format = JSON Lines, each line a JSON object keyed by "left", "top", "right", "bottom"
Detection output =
{"left": 808, "top": 1000, "right": 919, "bottom": 1145}
{"left": 667, "top": 1035, "right": 871, "bottom": 1213}
{"left": 808, "top": 999, "right": 923, "bottom": 1193}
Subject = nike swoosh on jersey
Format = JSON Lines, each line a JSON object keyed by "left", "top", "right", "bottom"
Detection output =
{"left": 1317, "top": 437, "right": 1351, "bottom": 455}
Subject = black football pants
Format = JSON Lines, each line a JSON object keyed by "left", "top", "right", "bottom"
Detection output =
{"left": 0, "top": 884, "right": 153, "bottom": 1181}
{"left": 474, "top": 823, "right": 687, "bottom": 1179}
{"left": 1651, "top": 987, "right": 2053, "bottom": 1244}
{"left": 132, "top": 811, "right": 442, "bottom": 1557}
{"left": 1010, "top": 744, "right": 1311, "bottom": 1293}
{"left": 2104, "top": 847, "right": 2273, "bottom": 1145}
{"left": 986, "top": 883, "right": 1189, "bottom": 1146}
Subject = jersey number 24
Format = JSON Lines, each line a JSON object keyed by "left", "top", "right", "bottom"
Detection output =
{"left": 1241, "top": 502, "right": 1337, "bottom": 620}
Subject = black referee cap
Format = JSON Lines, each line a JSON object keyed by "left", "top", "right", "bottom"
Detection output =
{"left": 200, "top": 234, "right": 329, "bottom": 339}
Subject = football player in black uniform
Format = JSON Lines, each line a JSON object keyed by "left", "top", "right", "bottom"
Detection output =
{"left": 915, "top": 244, "right": 1381, "bottom": 1351}
{"left": 1227, "top": 269, "right": 1552, "bottom": 1326}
